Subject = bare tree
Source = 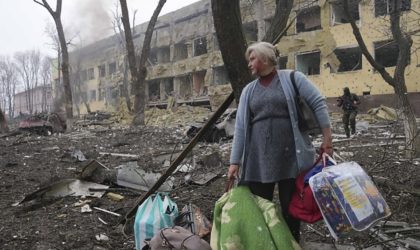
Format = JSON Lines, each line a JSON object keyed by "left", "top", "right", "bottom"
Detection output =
{"left": 40, "top": 57, "right": 52, "bottom": 112}
{"left": 212, "top": 0, "right": 293, "bottom": 102}
{"left": 344, "top": 0, "right": 420, "bottom": 157}
{"left": 0, "top": 56, "right": 18, "bottom": 118}
{"left": 45, "top": 22, "right": 64, "bottom": 112}
{"left": 119, "top": 0, "right": 166, "bottom": 125}
{"left": 69, "top": 48, "right": 91, "bottom": 115}
{"left": 34, "top": 0, "right": 73, "bottom": 131}
{"left": 14, "top": 50, "right": 41, "bottom": 115}
{"left": 212, "top": 0, "right": 253, "bottom": 103}
{"left": 111, "top": 3, "right": 133, "bottom": 113}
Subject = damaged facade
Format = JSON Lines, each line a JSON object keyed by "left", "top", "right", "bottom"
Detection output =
{"left": 52, "top": 0, "right": 420, "bottom": 115}
{"left": 277, "top": 0, "right": 420, "bottom": 113}
{"left": 56, "top": 0, "right": 276, "bottom": 114}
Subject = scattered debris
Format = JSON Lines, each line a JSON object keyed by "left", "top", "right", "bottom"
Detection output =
{"left": 116, "top": 161, "right": 174, "bottom": 192}
{"left": 106, "top": 192, "right": 124, "bottom": 201}
{"left": 367, "top": 105, "right": 398, "bottom": 121}
{"left": 18, "top": 179, "right": 109, "bottom": 204}
{"left": 95, "top": 233, "right": 109, "bottom": 241}
{"left": 93, "top": 207, "right": 121, "bottom": 217}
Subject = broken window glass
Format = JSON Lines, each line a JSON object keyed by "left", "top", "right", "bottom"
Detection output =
{"left": 108, "top": 62, "right": 117, "bottom": 75}
{"left": 374, "top": 40, "right": 399, "bottom": 67}
{"left": 178, "top": 75, "right": 193, "bottom": 99}
{"left": 162, "top": 78, "right": 174, "bottom": 100}
{"left": 331, "top": 0, "right": 360, "bottom": 25}
{"left": 334, "top": 47, "right": 362, "bottom": 72}
{"left": 278, "top": 56, "right": 288, "bottom": 69}
{"left": 243, "top": 21, "right": 258, "bottom": 42}
{"left": 98, "top": 65, "right": 106, "bottom": 78}
{"left": 296, "top": 6, "right": 322, "bottom": 33}
{"left": 213, "top": 66, "right": 229, "bottom": 85}
{"left": 90, "top": 90, "right": 96, "bottom": 102}
{"left": 157, "top": 46, "right": 170, "bottom": 63}
{"left": 87, "top": 68, "right": 95, "bottom": 80}
{"left": 148, "top": 80, "right": 160, "bottom": 102}
{"left": 193, "top": 37, "right": 207, "bottom": 57}
{"left": 80, "top": 70, "right": 87, "bottom": 82}
{"left": 375, "top": 0, "right": 411, "bottom": 17}
{"left": 296, "top": 51, "right": 321, "bottom": 75}
{"left": 149, "top": 49, "right": 158, "bottom": 65}
{"left": 174, "top": 42, "right": 188, "bottom": 61}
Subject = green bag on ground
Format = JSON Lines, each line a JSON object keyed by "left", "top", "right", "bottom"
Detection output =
{"left": 210, "top": 186, "right": 301, "bottom": 250}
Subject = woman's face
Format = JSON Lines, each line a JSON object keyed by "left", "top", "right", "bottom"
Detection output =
{"left": 248, "top": 51, "right": 266, "bottom": 76}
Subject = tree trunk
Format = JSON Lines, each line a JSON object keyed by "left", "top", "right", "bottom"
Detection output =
{"left": 263, "top": 0, "right": 293, "bottom": 43}
{"left": 123, "top": 59, "right": 132, "bottom": 112}
{"left": 119, "top": 0, "right": 166, "bottom": 125}
{"left": 132, "top": 0, "right": 166, "bottom": 125}
{"left": 55, "top": 16, "right": 73, "bottom": 130}
{"left": 344, "top": 0, "right": 419, "bottom": 157}
{"left": 211, "top": 0, "right": 253, "bottom": 103}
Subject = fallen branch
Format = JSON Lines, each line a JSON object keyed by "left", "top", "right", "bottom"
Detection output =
{"left": 93, "top": 207, "right": 121, "bottom": 217}
{"left": 119, "top": 92, "right": 234, "bottom": 225}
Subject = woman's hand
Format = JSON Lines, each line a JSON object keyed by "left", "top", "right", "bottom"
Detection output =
{"left": 228, "top": 164, "right": 239, "bottom": 180}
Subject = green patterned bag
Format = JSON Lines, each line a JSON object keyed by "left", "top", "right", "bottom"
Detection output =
{"left": 210, "top": 186, "right": 301, "bottom": 250}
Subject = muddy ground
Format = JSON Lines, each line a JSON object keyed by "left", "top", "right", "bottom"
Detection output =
{"left": 0, "top": 113, "right": 419, "bottom": 250}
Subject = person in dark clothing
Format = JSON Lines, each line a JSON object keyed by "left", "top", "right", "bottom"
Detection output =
{"left": 337, "top": 87, "right": 360, "bottom": 138}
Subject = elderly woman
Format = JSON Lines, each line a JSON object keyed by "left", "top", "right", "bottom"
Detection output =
{"left": 228, "top": 42, "right": 333, "bottom": 241}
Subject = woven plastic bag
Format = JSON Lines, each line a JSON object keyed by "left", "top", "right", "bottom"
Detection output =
{"left": 134, "top": 193, "right": 178, "bottom": 250}
{"left": 309, "top": 161, "right": 391, "bottom": 239}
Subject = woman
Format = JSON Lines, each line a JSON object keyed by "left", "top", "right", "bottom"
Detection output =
{"left": 228, "top": 42, "right": 333, "bottom": 242}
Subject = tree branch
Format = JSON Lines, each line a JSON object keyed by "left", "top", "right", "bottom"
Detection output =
{"left": 343, "top": 0, "right": 395, "bottom": 86}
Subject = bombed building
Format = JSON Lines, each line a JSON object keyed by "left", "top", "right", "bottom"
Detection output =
{"left": 277, "top": 0, "right": 420, "bottom": 113}
{"left": 55, "top": 0, "right": 276, "bottom": 115}
{"left": 52, "top": 0, "right": 420, "bottom": 115}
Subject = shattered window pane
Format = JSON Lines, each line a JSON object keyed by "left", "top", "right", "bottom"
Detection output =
{"left": 174, "top": 43, "right": 188, "bottom": 61}
{"left": 374, "top": 40, "right": 400, "bottom": 68}
{"left": 193, "top": 37, "right": 207, "bottom": 57}
{"left": 331, "top": 0, "right": 360, "bottom": 25}
{"left": 148, "top": 80, "right": 160, "bottom": 101}
{"left": 334, "top": 47, "right": 362, "bottom": 72}
{"left": 375, "top": 0, "right": 411, "bottom": 17}
{"left": 108, "top": 62, "right": 117, "bottom": 75}
{"left": 243, "top": 21, "right": 258, "bottom": 42}
{"left": 296, "top": 6, "right": 322, "bottom": 33}
{"left": 98, "top": 65, "right": 106, "bottom": 78}
{"left": 278, "top": 56, "right": 288, "bottom": 69}
{"left": 296, "top": 51, "right": 321, "bottom": 75}
{"left": 87, "top": 68, "right": 95, "bottom": 80}
{"left": 90, "top": 90, "right": 96, "bottom": 102}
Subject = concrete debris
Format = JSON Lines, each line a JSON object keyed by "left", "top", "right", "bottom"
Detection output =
{"left": 116, "top": 161, "right": 174, "bottom": 192}
{"left": 80, "top": 160, "right": 111, "bottom": 183}
{"left": 95, "top": 234, "right": 109, "bottom": 241}
{"left": 81, "top": 204, "right": 92, "bottom": 213}
{"left": 19, "top": 179, "right": 109, "bottom": 204}
{"left": 175, "top": 163, "right": 196, "bottom": 173}
{"left": 368, "top": 221, "right": 420, "bottom": 249}
{"left": 145, "top": 105, "right": 211, "bottom": 128}
{"left": 106, "top": 192, "right": 124, "bottom": 201}
{"left": 367, "top": 105, "right": 398, "bottom": 121}
{"left": 356, "top": 120, "right": 369, "bottom": 132}
{"left": 93, "top": 207, "right": 121, "bottom": 217}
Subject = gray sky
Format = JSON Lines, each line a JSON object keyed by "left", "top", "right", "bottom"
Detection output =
{"left": 0, "top": 0, "right": 200, "bottom": 57}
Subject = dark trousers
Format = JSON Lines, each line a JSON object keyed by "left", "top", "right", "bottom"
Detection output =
{"left": 246, "top": 179, "right": 300, "bottom": 242}
{"left": 343, "top": 110, "right": 357, "bottom": 137}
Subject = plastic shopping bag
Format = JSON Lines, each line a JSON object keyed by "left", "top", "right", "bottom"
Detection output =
{"left": 134, "top": 193, "right": 179, "bottom": 250}
{"left": 309, "top": 161, "right": 391, "bottom": 239}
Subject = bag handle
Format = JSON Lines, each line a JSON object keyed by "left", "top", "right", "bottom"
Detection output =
{"left": 290, "top": 71, "right": 300, "bottom": 97}
{"left": 225, "top": 178, "right": 235, "bottom": 192}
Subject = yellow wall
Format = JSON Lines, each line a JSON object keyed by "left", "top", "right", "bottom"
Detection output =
{"left": 277, "top": 0, "right": 420, "bottom": 98}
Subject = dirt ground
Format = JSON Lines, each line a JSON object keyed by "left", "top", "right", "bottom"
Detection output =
{"left": 0, "top": 113, "right": 419, "bottom": 250}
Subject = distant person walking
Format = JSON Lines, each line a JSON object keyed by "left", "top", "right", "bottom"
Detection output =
{"left": 337, "top": 87, "right": 360, "bottom": 138}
